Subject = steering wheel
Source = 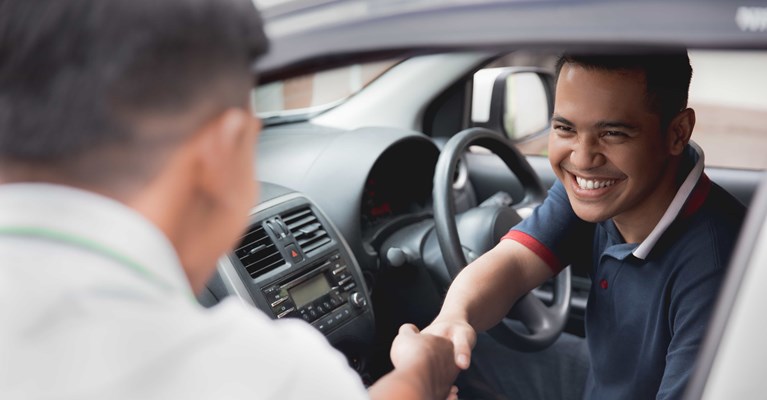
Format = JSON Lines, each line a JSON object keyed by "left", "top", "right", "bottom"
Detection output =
{"left": 433, "top": 127, "right": 571, "bottom": 352}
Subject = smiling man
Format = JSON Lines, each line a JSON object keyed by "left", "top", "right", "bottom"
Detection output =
{"left": 407, "top": 52, "right": 746, "bottom": 399}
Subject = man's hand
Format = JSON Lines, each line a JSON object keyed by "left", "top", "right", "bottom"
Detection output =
{"left": 421, "top": 318, "right": 477, "bottom": 370}
{"left": 389, "top": 324, "right": 460, "bottom": 400}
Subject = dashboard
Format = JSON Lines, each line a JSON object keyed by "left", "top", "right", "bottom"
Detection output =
{"left": 205, "top": 183, "right": 375, "bottom": 374}
{"left": 254, "top": 124, "right": 442, "bottom": 272}
{"left": 201, "top": 125, "right": 444, "bottom": 377}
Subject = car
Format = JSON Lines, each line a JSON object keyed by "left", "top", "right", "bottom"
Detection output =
{"left": 198, "top": 0, "right": 767, "bottom": 398}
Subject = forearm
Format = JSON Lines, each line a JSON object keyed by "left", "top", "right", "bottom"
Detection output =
{"left": 437, "top": 239, "right": 552, "bottom": 332}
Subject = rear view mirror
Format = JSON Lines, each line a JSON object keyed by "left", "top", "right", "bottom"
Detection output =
{"left": 472, "top": 67, "right": 555, "bottom": 141}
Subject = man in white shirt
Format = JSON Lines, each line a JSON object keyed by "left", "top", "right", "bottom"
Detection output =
{"left": 0, "top": 0, "right": 458, "bottom": 399}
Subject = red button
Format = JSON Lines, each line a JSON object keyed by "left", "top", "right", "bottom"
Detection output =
{"left": 600, "top": 279, "right": 608, "bottom": 289}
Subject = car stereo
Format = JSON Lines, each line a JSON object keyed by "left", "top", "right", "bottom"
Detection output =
{"left": 261, "top": 251, "right": 368, "bottom": 334}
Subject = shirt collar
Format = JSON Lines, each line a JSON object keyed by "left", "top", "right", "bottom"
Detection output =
{"left": 632, "top": 141, "right": 709, "bottom": 260}
{"left": 0, "top": 183, "right": 193, "bottom": 296}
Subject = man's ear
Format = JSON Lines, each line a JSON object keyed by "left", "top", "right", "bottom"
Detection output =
{"left": 666, "top": 108, "right": 695, "bottom": 156}
{"left": 193, "top": 108, "right": 252, "bottom": 196}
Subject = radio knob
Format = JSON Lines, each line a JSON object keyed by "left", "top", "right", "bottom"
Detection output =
{"left": 350, "top": 292, "right": 367, "bottom": 309}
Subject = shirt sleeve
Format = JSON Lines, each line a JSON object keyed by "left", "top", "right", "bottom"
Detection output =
{"left": 502, "top": 180, "right": 593, "bottom": 273}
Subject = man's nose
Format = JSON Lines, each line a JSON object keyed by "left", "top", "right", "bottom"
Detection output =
{"left": 569, "top": 135, "right": 604, "bottom": 170}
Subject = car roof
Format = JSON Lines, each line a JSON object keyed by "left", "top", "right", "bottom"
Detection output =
{"left": 254, "top": 0, "right": 767, "bottom": 81}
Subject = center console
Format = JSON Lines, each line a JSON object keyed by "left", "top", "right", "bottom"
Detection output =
{"left": 215, "top": 184, "right": 374, "bottom": 356}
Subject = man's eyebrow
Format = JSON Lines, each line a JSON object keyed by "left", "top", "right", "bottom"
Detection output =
{"left": 594, "top": 120, "right": 639, "bottom": 130}
{"left": 551, "top": 115, "right": 574, "bottom": 125}
{"left": 551, "top": 115, "right": 639, "bottom": 131}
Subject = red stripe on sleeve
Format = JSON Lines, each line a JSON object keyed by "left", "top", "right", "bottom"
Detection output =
{"left": 501, "top": 230, "right": 563, "bottom": 274}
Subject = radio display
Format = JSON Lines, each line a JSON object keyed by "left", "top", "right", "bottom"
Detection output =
{"left": 289, "top": 274, "right": 331, "bottom": 308}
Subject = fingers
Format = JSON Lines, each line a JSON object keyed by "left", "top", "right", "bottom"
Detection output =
{"left": 394, "top": 322, "right": 472, "bottom": 370}
{"left": 421, "top": 320, "right": 476, "bottom": 370}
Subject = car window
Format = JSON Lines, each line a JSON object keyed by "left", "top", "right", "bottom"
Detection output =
{"left": 688, "top": 51, "right": 767, "bottom": 170}
{"left": 471, "top": 50, "right": 767, "bottom": 170}
{"left": 253, "top": 59, "right": 400, "bottom": 119}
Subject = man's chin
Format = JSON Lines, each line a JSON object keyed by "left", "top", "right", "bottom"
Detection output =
{"left": 571, "top": 205, "right": 613, "bottom": 223}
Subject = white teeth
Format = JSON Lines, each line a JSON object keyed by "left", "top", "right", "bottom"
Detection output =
{"left": 576, "top": 176, "right": 616, "bottom": 190}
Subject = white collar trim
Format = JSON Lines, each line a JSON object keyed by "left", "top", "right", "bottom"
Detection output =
{"left": 632, "top": 141, "right": 705, "bottom": 260}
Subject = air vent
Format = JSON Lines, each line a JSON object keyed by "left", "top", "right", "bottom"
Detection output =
{"left": 234, "top": 224, "right": 284, "bottom": 278}
{"left": 283, "top": 207, "right": 331, "bottom": 254}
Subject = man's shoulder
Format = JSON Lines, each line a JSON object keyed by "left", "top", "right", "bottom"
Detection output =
{"left": 689, "top": 181, "right": 746, "bottom": 240}
{"left": 704, "top": 181, "right": 747, "bottom": 221}
{"left": 663, "top": 182, "right": 745, "bottom": 270}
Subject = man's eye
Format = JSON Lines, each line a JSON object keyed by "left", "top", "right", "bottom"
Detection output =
{"left": 603, "top": 131, "right": 626, "bottom": 137}
{"left": 554, "top": 125, "right": 574, "bottom": 133}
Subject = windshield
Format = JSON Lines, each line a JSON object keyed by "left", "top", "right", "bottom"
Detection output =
{"left": 253, "top": 59, "right": 400, "bottom": 124}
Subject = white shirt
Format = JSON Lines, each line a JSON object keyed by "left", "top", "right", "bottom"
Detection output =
{"left": 0, "top": 184, "right": 368, "bottom": 400}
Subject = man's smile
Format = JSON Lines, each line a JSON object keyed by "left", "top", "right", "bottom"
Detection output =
{"left": 564, "top": 170, "right": 627, "bottom": 200}
{"left": 575, "top": 176, "right": 617, "bottom": 190}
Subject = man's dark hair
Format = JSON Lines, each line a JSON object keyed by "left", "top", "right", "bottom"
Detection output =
{"left": 0, "top": 0, "right": 268, "bottom": 185}
{"left": 555, "top": 51, "right": 692, "bottom": 130}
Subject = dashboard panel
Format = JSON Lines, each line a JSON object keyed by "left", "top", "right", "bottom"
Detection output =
{"left": 210, "top": 183, "right": 375, "bottom": 371}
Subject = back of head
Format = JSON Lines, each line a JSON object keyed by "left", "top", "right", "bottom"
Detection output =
{"left": 0, "top": 0, "right": 268, "bottom": 188}
{"left": 556, "top": 51, "right": 693, "bottom": 130}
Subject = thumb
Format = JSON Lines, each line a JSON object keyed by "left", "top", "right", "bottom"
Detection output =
{"left": 399, "top": 323, "right": 420, "bottom": 335}
{"left": 452, "top": 332, "right": 473, "bottom": 370}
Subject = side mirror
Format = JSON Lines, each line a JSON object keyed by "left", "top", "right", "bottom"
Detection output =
{"left": 472, "top": 67, "right": 555, "bottom": 142}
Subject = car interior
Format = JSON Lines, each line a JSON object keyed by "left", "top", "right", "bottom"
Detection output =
{"left": 196, "top": 46, "right": 766, "bottom": 391}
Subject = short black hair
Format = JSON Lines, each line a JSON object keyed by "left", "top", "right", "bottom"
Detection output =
{"left": 0, "top": 0, "right": 268, "bottom": 184}
{"left": 555, "top": 51, "right": 692, "bottom": 130}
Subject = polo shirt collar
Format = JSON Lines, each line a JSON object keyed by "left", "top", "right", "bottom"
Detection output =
{"left": 0, "top": 183, "right": 193, "bottom": 296}
{"left": 633, "top": 141, "right": 708, "bottom": 260}
{"left": 597, "top": 142, "right": 710, "bottom": 261}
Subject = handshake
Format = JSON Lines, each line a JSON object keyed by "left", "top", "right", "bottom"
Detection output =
{"left": 379, "top": 317, "right": 477, "bottom": 400}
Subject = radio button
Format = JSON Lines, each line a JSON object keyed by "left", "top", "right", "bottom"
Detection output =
{"left": 323, "top": 314, "right": 337, "bottom": 330}
{"left": 332, "top": 310, "right": 346, "bottom": 324}
{"left": 270, "top": 296, "right": 288, "bottom": 308}
{"left": 285, "top": 244, "right": 303, "bottom": 263}
{"left": 277, "top": 307, "right": 296, "bottom": 319}
{"left": 264, "top": 289, "right": 286, "bottom": 304}
{"left": 343, "top": 282, "right": 357, "bottom": 292}
{"left": 263, "top": 285, "right": 279, "bottom": 294}
{"left": 272, "top": 301, "right": 295, "bottom": 315}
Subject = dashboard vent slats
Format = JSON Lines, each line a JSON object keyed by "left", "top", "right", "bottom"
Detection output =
{"left": 234, "top": 224, "right": 284, "bottom": 278}
{"left": 283, "top": 207, "right": 331, "bottom": 254}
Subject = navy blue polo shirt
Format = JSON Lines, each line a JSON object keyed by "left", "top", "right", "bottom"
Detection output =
{"left": 503, "top": 144, "right": 745, "bottom": 400}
